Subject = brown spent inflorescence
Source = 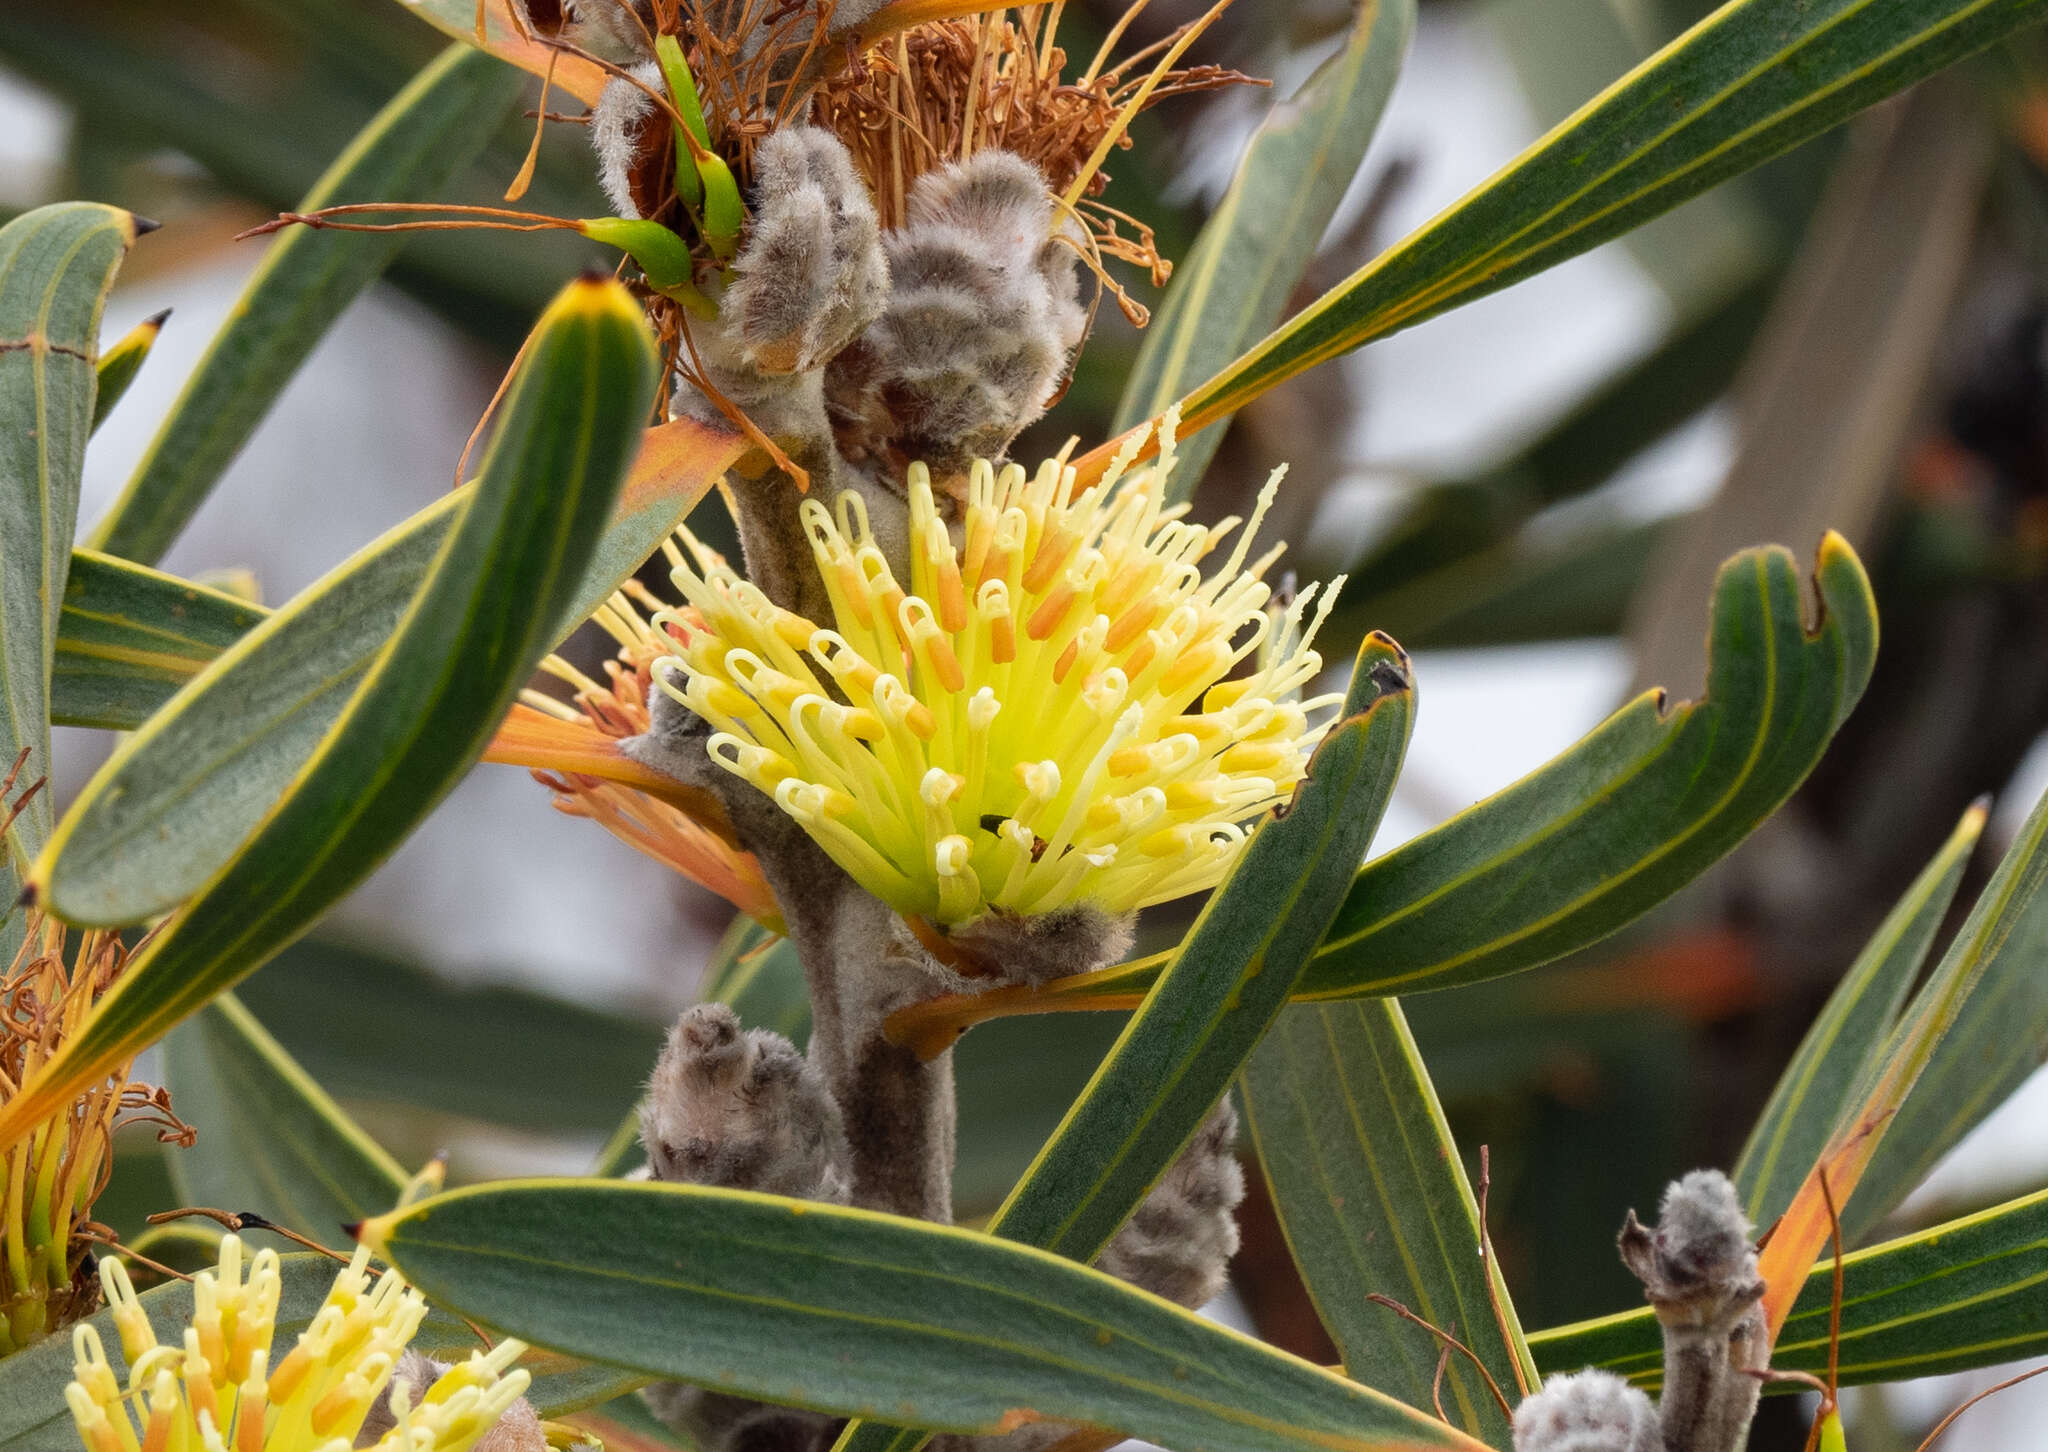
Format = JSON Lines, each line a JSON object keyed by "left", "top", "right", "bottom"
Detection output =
{"left": 0, "top": 755, "right": 191, "bottom": 1357}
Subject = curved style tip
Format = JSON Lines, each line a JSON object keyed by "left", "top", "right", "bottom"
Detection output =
{"left": 129, "top": 214, "right": 162, "bottom": 237}
{"left": 142, "top": 307, "right": 173, "bottom": 330}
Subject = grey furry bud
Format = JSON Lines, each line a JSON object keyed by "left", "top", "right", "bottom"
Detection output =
{"left": 1094, "top": 1100, "right": 1243, "bottom": 1309}
{"left": 944, "top": 903, "right": 1135, "bottom": 987}
{"left": 825, "top": 150, "right": 1086, "bottom": 479}
{"left": 720, "top": 127, "right": 888, "bottom": 375}
{"left": 1511, "top": 1371, "right": 1659, "bottom": 1452}
{"left": 639, "top": 1386, "right": 841, "bottom": 1452}
{"left": 640, "top": 1003, "right": 853, "bottom": 1203}
{"left": 1616, "top": 1170, "right": 1767, "bottom": 1452}
{"left": 590, "top": 62, "right": 666, "bottom": 220}
{"left": 1617, "top": 1170, "right": 1765, "bottom": 1330}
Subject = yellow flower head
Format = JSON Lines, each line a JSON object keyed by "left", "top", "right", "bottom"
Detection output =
{"left": 651, "top": 413, "right": 1345, "bottom": 927}
{"left": 66, "top": 1237, "right": 529, "bottom": 1452}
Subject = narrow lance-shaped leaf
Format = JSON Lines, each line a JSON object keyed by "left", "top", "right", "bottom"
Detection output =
{"left": 839, "top": 637, "right": 1414, "bottom": 1452}
{"left": 1732, "top": 801, "right": 1985, "bottom": 1229}
{"left": 88, "top": 44, "right": 524, "bottom": 565}
{"left": 37, "top": 412, "right": 743, "bottom": 927}
{"left": 1755, "top": 778, "right": 2048, "bottom": 1338}
{"left": 52, "top": 550, "right": 269, "bottom": 731}
{"left": 892, "top": 536, "right": 1877, "bottom": 1040}
{"left": 239, "top": 938, "right": 667, "bottom": 1142}
{"left": 1529, "top": 1182, "right": 2048, "bottom": 1391}
{"left": 360, "top": 1180, "right": 1487, "bottom": 1452}
{"left": 1241, "top": 999, "right": 1536, "bottom": 1445}
{"left": 160, "top": 992, "right": 408, "bottom": 1241}
{"left": 1111, "top": 0, "right": 1414, "bottom": 498}
{"left": 1070, "top": 0, "right": 2047, "bottom": 481}
{"left": 0, "top": 276, "right": 658, "bottom": 1153}
{"left": 89, "top": 307, "right": 166, "bottom": 434}
{"left": 1838, "top": 779, "right": 2048, "bottom": 1242}
{"left": 0, "top": 1252, "right": 636, "bottom": 1452}
{"left": 0, "top": 203, "right": 140, "bottom": 915}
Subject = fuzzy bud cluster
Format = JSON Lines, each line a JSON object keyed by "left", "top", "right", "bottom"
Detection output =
{"left": 822, "top": 151, "right": 1087, "bottom": 479}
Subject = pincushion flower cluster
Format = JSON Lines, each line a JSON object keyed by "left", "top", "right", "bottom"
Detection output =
{"left": 65, "top": 1237, "right": 529, "bottom": 1452}
{"left": 649, "top": 415, "right": 1345, "bottom": 927}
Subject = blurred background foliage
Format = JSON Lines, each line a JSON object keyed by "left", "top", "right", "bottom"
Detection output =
{"left": 12, "top": 2, "right": 2048, "bottom": 1445}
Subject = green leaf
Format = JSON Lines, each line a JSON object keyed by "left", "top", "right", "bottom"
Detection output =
{"left": 1086, "top": 0, "right": 2046, "bottom": 458}
{"left": 51, "top": 549, "right": 269, "bottom": 731}
{"left": 1732, "top": 801, "right": 1985, "bottom": 1230}
{"left": 86, "top": 45, "right": 524, "bottom": 565}
{"left": 0, "top": 276, "right": 658, "bottom": 1151}
{"left": 0, "top": 1251, "right": 634, "bottom": 1452}
{"left": 1529, "top": 1182, "right": 2048, "bottom": 1390}
{"left": 89, "top": 307, "right": 166, "bottom": 434}
{"left": 37, "top": 411, "right": 743, "bottom": 927}
{"left": 1241, "top": 999, "right": 1536, "bottom": 1445}
{"left": 837, "top": 639, "right": 1415, "bottom": 1452}
{"left": 997, "top": 638, "right": 1414, "bottom": 1257}
{"left": 361, "top": 1181, "right": 1487, "bottom": 1452}
{"left": 160, "top": 992, "right": 408, "bottom": 1241}
{"left": 1111, "top": 0, "right": 1413, "bottom": 494}
{"left": 1837, "top": 776, "right": 2048, "bottom": 1242}
{"left": 0, "top": 203, "right": 139, "bottom": 907}
{"left": 238, "top": 937, "right": 666, "bottom": 1140}
{"left": 1028, "top": 535, "right": 1877, "bottom": 1012}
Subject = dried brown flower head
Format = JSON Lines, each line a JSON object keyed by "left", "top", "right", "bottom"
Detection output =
{"left": 815, "top": 8, "right": 1260, "bottom": 294}
{"left": 0, "top": 757, "right": 190, "bottom": 1357}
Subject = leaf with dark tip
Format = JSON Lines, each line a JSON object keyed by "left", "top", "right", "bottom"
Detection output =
{"left": 0, "top": 203, "right": 140, "bottom": 922}
{"left": 89, "top": 307, "right": 166, "bottom": 434}
{"left": 0, "top": 276, "right": 658, "bottom": 1155}
{"left": 359, "top": 1180, "right": 1487, "bottom": 1452}
{"left": 37, "top": 412, "right": 743, "bottom": 927}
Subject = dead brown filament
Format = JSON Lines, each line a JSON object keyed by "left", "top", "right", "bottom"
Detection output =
{"left": 814, "top": 4, "right": 1263, "bottom": 283}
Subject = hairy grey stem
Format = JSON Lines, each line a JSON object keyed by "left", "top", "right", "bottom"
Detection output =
{"left": 1615, "top": 1171, "right": 1768, "bottom": 1452}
